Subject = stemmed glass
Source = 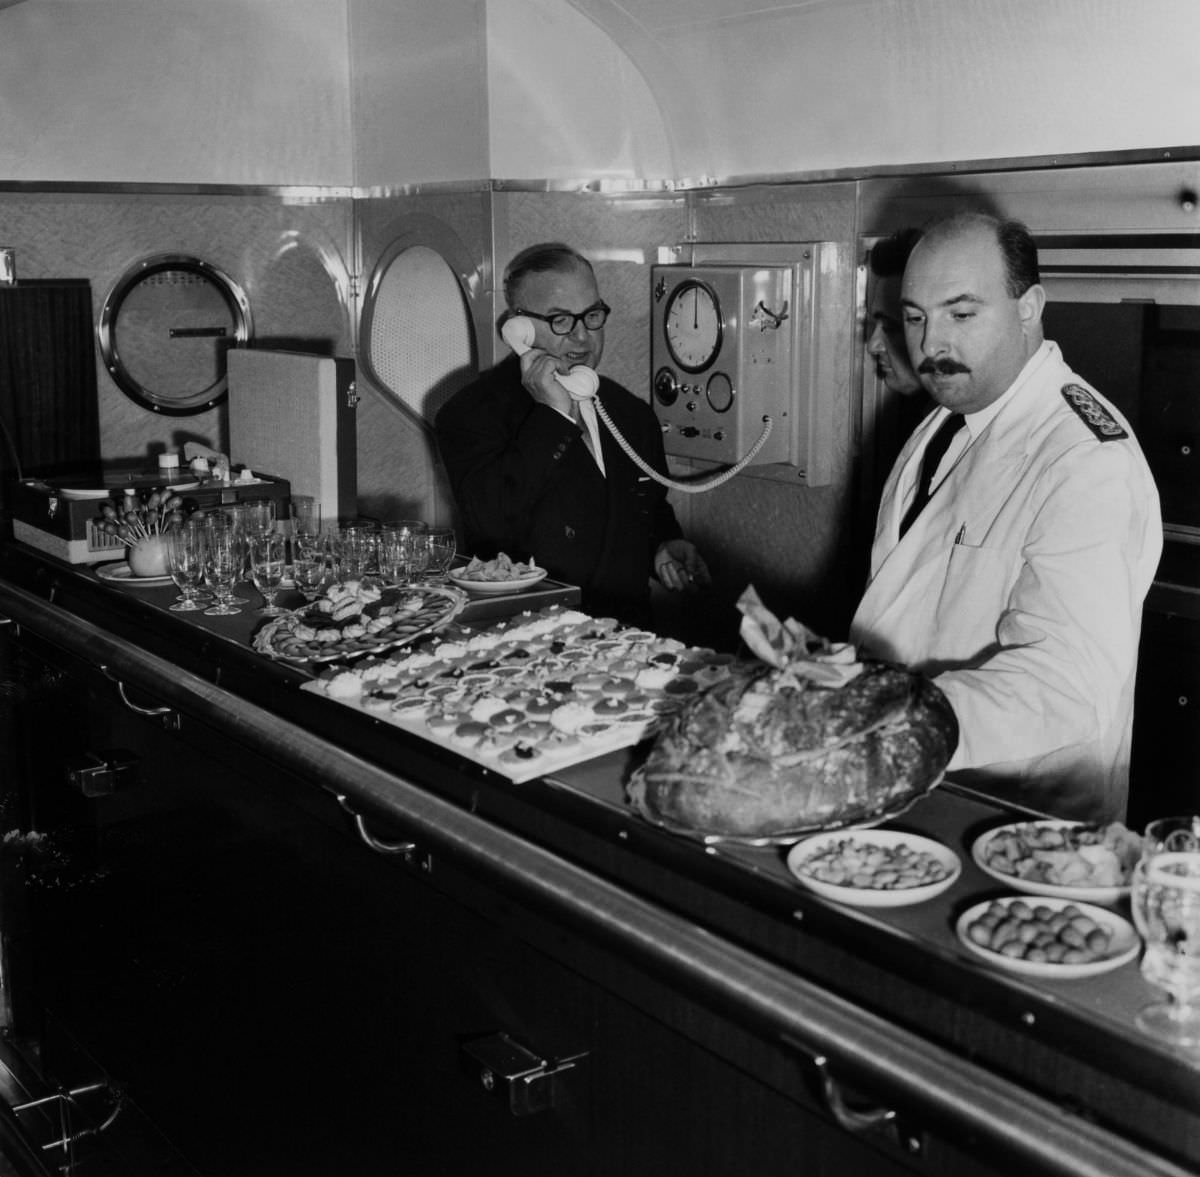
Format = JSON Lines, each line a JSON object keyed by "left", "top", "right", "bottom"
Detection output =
{"left": 293, "top": 535, "right": 332, "bottom": 604}
{"left": 1130, "top": 846, "right": 1200, "bottom": 1047}
{"left": 242, "top": 497, "right": 276, "bottom": 539}
{"left": 203, "top": 520, "right": 245, "bottom": 616}
{"left": 424, "top": 527, "right": 457, "bottom": 581}
{"left": 249, "top": 531, "right": 287, "bottom": 615}
{"left": 165, "top": 520, "right": 207, "bottom": 612}
{"left": 380, "top": 520, "right": 429, "bottom": 585}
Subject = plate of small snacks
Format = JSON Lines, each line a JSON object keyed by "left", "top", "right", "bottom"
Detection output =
{"left": 786, "top": 830, "right": 961, "bottom": 907}
{"left": 971, "top": 820, "right": 1142, "bottom": 905}
{"left": 956, "top": 896, "right": 1140, "bottom": 979}
{"left": 448, "top": 553, "right": 548, "bottom": 595}
{"left": 253, "top": 579, "right": 466, "bottom": 665}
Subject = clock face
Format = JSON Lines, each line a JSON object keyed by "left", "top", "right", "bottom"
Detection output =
{"left": 663, "top": 279, "right": 723, "bottom": 373}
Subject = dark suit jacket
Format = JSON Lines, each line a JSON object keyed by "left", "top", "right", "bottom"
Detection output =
{"left": 435, "top": 356, "right": 681, "bottom": 626}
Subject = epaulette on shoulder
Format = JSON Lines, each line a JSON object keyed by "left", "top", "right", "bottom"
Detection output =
{"left": 1060, "top": 383, "right": 1128, "bottom": 442}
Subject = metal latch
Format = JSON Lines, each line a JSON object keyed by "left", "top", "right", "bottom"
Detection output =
{"left": 460, "top": 1032, "right": 588, "bottom": 1117}
{"left": 66, "top": 748, "right": 139, "bottom": 796}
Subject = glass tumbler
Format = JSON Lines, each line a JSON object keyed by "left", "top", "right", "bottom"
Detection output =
{"left": 424, "top": 527, "right": 457, "bottom": 580}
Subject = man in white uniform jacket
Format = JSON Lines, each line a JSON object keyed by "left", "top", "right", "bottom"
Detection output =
{"left": 850, "top": 213, "right": 1162, "bottom": 822}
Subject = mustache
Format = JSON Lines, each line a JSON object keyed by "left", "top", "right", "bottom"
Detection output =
{"left": 918, "top": 357, "right": 971, "bottom": 376}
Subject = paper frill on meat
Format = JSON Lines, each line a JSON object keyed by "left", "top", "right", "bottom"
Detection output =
{"left": 735, "top": 586, "right": 864, "bottom": 688}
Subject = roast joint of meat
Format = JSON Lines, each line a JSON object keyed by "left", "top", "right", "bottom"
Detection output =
{"left": 627, "top": 587, "right": 958, "bottom": 840}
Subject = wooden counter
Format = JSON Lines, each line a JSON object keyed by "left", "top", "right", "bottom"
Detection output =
{"left": 1, "top": 541, "right": 1197, "bottom": 1177}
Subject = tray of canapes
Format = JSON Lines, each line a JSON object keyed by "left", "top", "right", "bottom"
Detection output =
{"left": 300, "top": 604, "right": 735, "bottom": 782}
{"left": 253, "top": 580, "right": 467, "bottom": 665}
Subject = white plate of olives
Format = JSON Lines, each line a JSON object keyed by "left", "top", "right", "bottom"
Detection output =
{"left": 956, "top": 895, "right": 1140, "bottom": 979}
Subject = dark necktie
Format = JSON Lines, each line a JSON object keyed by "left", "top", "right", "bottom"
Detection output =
{"left": 899, "top": 413, "right": 965, "bottom": 537}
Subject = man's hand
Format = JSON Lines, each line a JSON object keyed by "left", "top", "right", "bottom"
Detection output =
{"left": 519, "top": 348, "right": 575, "bottom": 418}
{"left": 654, "top": 539, "right": 711, "bottom": 592}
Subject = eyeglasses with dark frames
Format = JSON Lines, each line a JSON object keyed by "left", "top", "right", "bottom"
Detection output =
{"left": 515, "top": 303, "right": 611, "bottom": 336}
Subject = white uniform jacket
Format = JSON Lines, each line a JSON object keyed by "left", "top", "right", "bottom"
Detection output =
{"left": 850, "top": 342, "right": 1162, "bottom": 822}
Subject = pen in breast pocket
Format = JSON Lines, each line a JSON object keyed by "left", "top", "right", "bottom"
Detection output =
{"left": 954, "top": 524, "right": 966, "bottom": 545}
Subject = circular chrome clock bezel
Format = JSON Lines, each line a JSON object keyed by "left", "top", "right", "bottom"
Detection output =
{"left": 662, "top": 279, "right": 723, "bottom": 374}
{"left": 705, "top": 371, "right": 735, "bottom": 413}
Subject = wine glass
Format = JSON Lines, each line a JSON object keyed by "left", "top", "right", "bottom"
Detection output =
{"left": 1143, "top": 816, "right": 1200, "bottom": 860}
{"left": 249, "top": 531, "right": 287, "bottom": 615}
{"left": 293, "top": 536, "right": 332, "bottom": 604}
{"left": 380, "top": 520, "right": 429, "bottom": 585}
{"left": 424, "top": 527, "right": 457, "bottom": 581}
{"left": 289, "top": 495, "right": 322, "bottom": 544}
{"left": 165, "top": 520, "right": 207, "bottom": 612}
{"left": 242, "top": 497, "right": 277, "bottom": 539}
{"left": 1130, "top": 851, "right": 1200, "bottom": 1047}
{"left": 203, "top": 520, "right": 244, "bottom": 616}
{"left": 337, "top": 522, "right": 381, "bottom": 583}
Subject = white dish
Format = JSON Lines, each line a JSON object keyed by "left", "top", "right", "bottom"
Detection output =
{"left": 447, "top": 567, "right": 549, "bottom": 595}
{"left": 94, "top": 561, "right": 175, "bottom": 588}
{"left": 785, "top": 829, "right": 961, "bottom": 907}
{"left": 955, "top": 896, "right": 1140, "bottom": 980}
{"left": 58, "top": 487, "right": 116, "bottom": 501}
{"left": 971, "top": 820, "right": 1131, "bottom": 905}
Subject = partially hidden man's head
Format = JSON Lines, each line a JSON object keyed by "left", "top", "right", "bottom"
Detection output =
{"left": 901, "top": 211, "right": 1045, "bottom": 415}
{"left": 501, "top": 242, "right": 608, "bottom": 371}
{"left": 867, "top": 227, "right": 924, "bottom": 396}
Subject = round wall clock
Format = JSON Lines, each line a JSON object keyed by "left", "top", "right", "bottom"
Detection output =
{"left": 662, "top": 278, "right": 723, "bottom": 373}
{"left": 98, "top": 254, "right": 253, "bottom": 415}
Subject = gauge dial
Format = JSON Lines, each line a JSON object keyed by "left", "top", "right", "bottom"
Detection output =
{"left": 663, "top": 279, "right": 723, "bottom": 373}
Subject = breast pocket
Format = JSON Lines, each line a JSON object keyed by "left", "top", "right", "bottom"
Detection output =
{"left": 934, "top": 541, "right": 1014, "bottom": 652}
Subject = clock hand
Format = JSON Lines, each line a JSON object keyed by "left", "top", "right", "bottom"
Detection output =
{"left": 693, "top": 287, "right": 699, "bottom": 329}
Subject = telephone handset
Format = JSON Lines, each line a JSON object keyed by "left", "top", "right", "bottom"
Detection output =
{"left": 501, "top": 316, "right": 600, "bottom": 400}
{"left": 501, "top": 314, "right": 772, "bottom": 494}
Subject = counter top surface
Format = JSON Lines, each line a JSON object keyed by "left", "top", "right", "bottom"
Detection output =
{"left": 3, "top": 540, "right": 1198, "bottom": 1168}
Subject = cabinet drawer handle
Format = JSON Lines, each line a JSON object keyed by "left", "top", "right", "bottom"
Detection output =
{"left": 100, "top": 665, "right": 180, "bottom": 729}
{"left": 335, "top": 794, "right": 432, "bottom": 872}
{"left": 812, "top": 1054, "right": 897, "bottom": 1133}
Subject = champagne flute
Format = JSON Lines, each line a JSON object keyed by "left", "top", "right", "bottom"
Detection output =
{"left": 165, "top": 520, "right": 207, "bottom": 612}
{"left": 424, "top": 527, "right": 457, "bottom": 581}
{"left": 203, "top": 520, "right": 244, "bottom": 616}
{"left": 1130, "top": 851, "right": 1200, "bottom": 1046}
{"left": 249, "top": 531, "right": 287, "bottom": 615}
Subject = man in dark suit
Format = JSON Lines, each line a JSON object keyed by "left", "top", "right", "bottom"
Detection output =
{"left": 435, "top": 242, "right": 708, "bottom": 627}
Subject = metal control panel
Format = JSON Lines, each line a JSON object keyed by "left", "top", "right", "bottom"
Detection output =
{"left": 650, "top": 259, "right": 819, "bottom": 477}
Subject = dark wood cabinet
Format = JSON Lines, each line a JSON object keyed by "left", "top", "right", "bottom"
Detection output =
{"left": 2, "top": 545, "right": 1197, "bottom": 1177}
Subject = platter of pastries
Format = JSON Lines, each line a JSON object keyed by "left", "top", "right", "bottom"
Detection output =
{"left": 300, "top": 604, "right": 735, "bottom": 782}
{"left": 253, "top": 580, "right": 467, "bottom": 665}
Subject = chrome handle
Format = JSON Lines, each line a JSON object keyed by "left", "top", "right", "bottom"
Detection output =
{"left": 100, "top": 665, "right": 181, "bottom": 729}
{"left": 811, "top": 1054, "right": 897, "bottom": 1134}
{"left": 336, "top": 794, "right": 432, "bottom": 872}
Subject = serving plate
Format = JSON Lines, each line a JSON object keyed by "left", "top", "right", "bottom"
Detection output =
{"left": 627, "top": 777, "right": 940, "bottom": 848}
{"left": 95, "top": 561, "right": 175, "bottom": 588}
{"left": 253, "top": 584, "right": 466, "bottom": 666}
{"left": 447, "top": 567, "right": 549, "bottom": 595}
{"left": 786, "top": 830, "right": 961, "bottom": 907}
{"left": 971, "top": 820, "right": 1133, "bottom": 905}
{"left": 955, "top": 896, "right": 1140, "bottom": 980}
